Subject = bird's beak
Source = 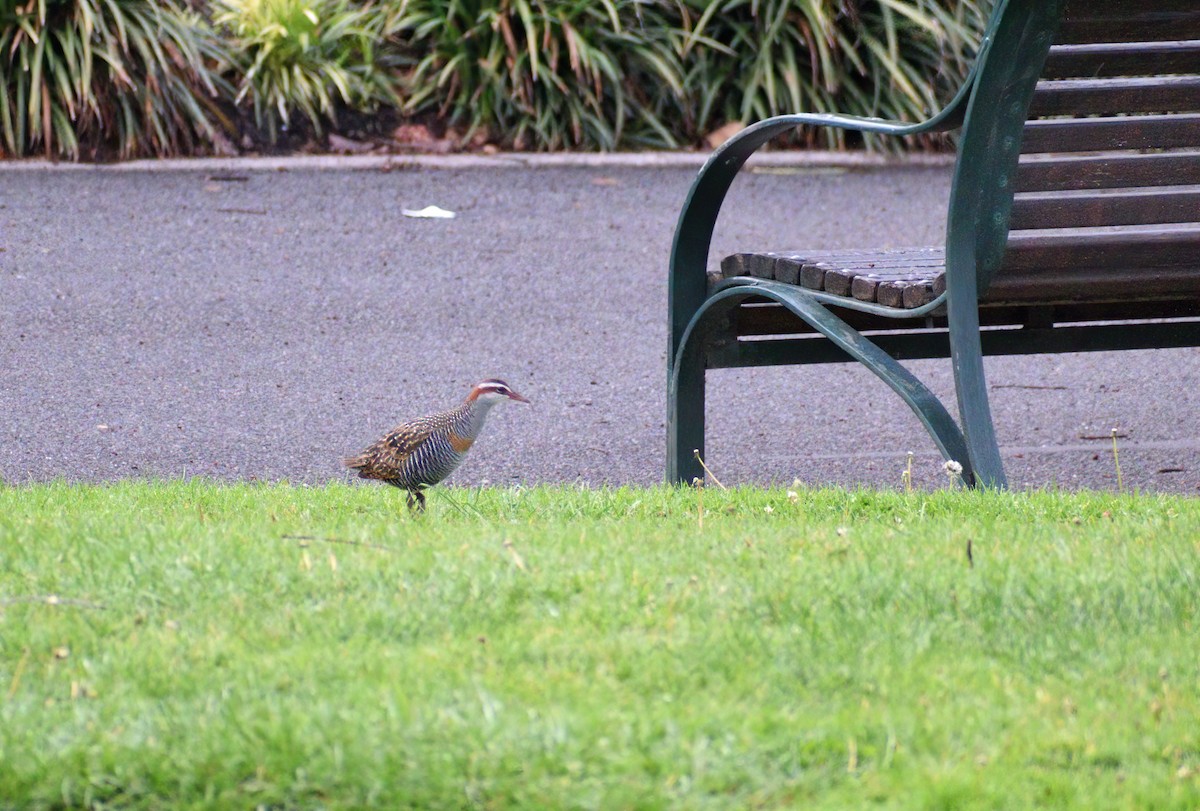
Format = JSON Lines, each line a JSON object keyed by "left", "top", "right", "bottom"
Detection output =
{"left": 508, "top": 390, "right": 531, "bottom": 404}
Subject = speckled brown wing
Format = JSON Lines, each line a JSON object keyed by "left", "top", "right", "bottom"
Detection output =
{"left": 343, "top": 416, "right": 437, "bottom": 482}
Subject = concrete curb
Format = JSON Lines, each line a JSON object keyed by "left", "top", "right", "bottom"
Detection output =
{"left": 0, "top": 150, "right": 956, "bottom": 173}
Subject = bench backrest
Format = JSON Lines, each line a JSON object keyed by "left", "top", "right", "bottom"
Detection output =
{"left": 949, "top": 0, "right": 1200, "bottom": 302}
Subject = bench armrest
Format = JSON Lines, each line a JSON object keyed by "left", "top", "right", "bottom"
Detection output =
{"left": 667, "top": 78, "right": 977, "bottom": 357}
{"left": 707, "top": 106, "right": 963, "bottom": 165}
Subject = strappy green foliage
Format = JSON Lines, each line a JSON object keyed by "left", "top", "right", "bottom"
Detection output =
{"left": 383, "top": 0, "right": 692, "bottom": 149}
{"left": 385, "top": 0, "right": 990, "bottom": 150}
{"left": 676, "top": 0, "right": 991, "bottom": 149}
{"left": 0, "top": 0, "right": 228, "bottom": 159}
{"left": 0, "top": 0, "right": 991, "bottom": 157}
{"left": 213, "top": 0, "right": 400, "bottom": 140}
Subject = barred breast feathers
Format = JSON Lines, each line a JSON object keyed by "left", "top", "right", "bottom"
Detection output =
{"left": 342, "top": 402, "right": 474, "bottom": 482}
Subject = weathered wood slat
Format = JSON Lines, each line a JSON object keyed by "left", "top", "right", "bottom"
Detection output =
{"left": 820, "top": 255, "right": 943, "bottom": 301}
{"left": 718, "top": 249, "right": 946, "bottom": 308}
{"left": 1029, "top": 76, "right": 1200, "bottom": 118}
{"left": 1003, "top": 223, "right": 1200, "bottom": 270}
{"left": 721, "top": 249, "right": 944, "bottom": 282}
{"left": 712, "top": 321, "right": 1200, "bottom": 369}
{"left": 822, "top": 267, "right": 855, "bottom": 297}
{"left": 1042, "top": 40, "right": 1200, "bottom": 79}
{"left": 719, "top": 253, "right": 754, "bottom": 278}
{"left": 815, "top": 260, "right": 941, "bottom": 297}
{"left": 931, "top": 262, "right": 1200, "bottom": 303}
{"left": 1010, "top": 186, "right": 1200, "bottom": 229}
{"left": 1056, "top": 10, "right": 1200, "bottom": 45}
{"left": 732, "top": 298, "right": 1200, "bottom": 338}
{"left": 902, "top": 283, "right": 937, "bottom": 309}
{"left": 1064, "top": 0, "right": 1200, "bottom": 18}
{"left": 1021, "top": 114, "right": 1200, "bottom": 154}
{"left": 851, "top": 269, "right": 942, "bottom": 303}
{"left": 778, "top": 254, "right": 943, "bottom": 271}
{"left": 800, "top": 261, "right": 830, "bottom": 290}
{"left": 874, "top": 282, "right": 913, "bottom": 309}
{"left": 775, "top": 252, "right": 941, "bottom": 286}
{"left": 721, "top": 252, "right": 789, "bottom": 279}
{"left": 720, "top": 221, "right": 1200, "bottom": 313}
{"left": 1016, "top": 151, "right": 1200, "bottom": 192}
{"left": 982, "top": 266, "right": 1200, "bottom": 304}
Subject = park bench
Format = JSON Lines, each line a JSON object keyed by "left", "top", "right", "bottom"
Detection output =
{"left": 667, "top": 0, "right": 1200, "bottom": 488}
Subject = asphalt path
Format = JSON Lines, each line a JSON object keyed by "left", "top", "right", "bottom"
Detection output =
{"left": 2, "top": 157, "right": 1197, "bottom": 493}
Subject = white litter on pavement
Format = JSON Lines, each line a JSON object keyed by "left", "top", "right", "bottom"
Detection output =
{"left": 401, "top": 205, "right": 457, "bottom": 219}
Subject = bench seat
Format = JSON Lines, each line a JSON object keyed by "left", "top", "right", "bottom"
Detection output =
{"left": 721, "top": 220, "right": 1200, "bottom": 311}
{"left": 719, "top": 248, "right": 945, "bottom": 309}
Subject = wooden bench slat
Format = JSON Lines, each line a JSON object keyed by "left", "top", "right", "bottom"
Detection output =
{"left": 1029, "top": 76, "right": 1200, "bottom": 118}
{"left": 981, "top": 266, "right": 1200, "bottom": 304}
{"left": 1021, "top": 114, "right": 1200, "bottom": 154}
{"left": 722, "top": 225, "right": 1200, "bottom": 311}
{"left": 1016, "top": 151, "right": 1200, "bottom": 192}
{"left": 850, "top": 269, "right": 939, "bottom": 301}
{"left": 1056, "top": 11, "right": 1200, "bottom": 45}
{"left": 1003, "top": 223, "right": 1200, "bottom": 270}
{"left": 732, "top": 299, "right": 1200, "bottom": 338}
{"left": 1043, "top": 40, "right": 1200, "bottom": 79}
{"left": 1064, "top": 0, "right": 1200, "bottom": 17}
{"left": 1010, "top": 186, "right": 1200, "bottom": 230}
{"left": 720, "top": 252, "right": 780, "bottom": 279}
{"left": 718, "top": 249, "right": 946, "bottom": 309}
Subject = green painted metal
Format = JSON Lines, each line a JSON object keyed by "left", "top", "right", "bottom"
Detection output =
{"left": 944, "top": 0, "right": 1065, "bottom": 487}
{"left": 665, "top": 42, "right": 990, "bottom": 485}
{"left": 947, "top": 0, "right": 1064, "bottom": 296}
{"left": 665, "top": 0, "right": 1080, "bottom": 488}
{"left": 667, "top": 90, "right": 977, "bottom": 370}
{"left": 707, "top": 320, "right": 1200, "bottom": 369}
{"left": 671, "top": 282, "right": 977, "bottom": 486}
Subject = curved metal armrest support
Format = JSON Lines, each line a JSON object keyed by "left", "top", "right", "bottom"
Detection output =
{"left": 671, "top": 110, "right": 953, "bottom": 262}
{"left": 668, "top": 86, "right": 974, "bottom": 358}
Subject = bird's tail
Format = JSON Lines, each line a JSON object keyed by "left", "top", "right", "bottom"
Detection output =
{"left": 342, "top": 454, "right": 368, "bottom": 471}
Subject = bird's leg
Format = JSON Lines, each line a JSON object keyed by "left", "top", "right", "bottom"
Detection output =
{"left": 406, "top": 489, "right": 426, "bottom": 513}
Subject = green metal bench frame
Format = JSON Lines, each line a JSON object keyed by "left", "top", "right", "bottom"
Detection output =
{"left": 666, "top": 0, "right": 1200, "bottom": 489}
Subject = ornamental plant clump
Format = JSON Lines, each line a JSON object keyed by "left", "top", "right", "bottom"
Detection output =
{"left": 0, "top": 0, "right": 230, "bottom": 159}
{"left": 214, "top": 0, "right": 401, "bottom": 141}
{"left": 384, "top": 0, "right": 989, "bottom": 151}
{"left": 677, "top": 0, "right": 991, "bottom": 150}
{"left": 0, "top": 0, "right": 993, "bottom": 157}
{"left": 385, "top": 0, "right": 694, "bottom": 150}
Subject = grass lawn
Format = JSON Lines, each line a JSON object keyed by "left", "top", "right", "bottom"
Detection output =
{"left": 1, "top": 481, "right": 1198, "bottom": 809}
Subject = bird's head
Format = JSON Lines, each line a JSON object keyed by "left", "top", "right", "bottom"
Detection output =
{"left": 467, "top": 379, "right": 530, "bottom": 406}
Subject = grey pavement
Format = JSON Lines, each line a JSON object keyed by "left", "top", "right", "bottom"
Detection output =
{"left": 2, "top": 156, "right": 1198, "bottom": 493}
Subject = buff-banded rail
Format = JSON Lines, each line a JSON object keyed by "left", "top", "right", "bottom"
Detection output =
{"left": 343, "top": 379, "right": 529, "bottom": 511}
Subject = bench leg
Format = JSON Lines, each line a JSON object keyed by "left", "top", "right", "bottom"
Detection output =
{"left": 673, "top": 284, "right": 979, "bottom": 487}
{"left": 767, "top": 287, "right": 977, "bottom": 487}
{"left": 667, "top": 329, "right": 706, "bottom": 485}
{"left": 948, "top": 298, "right": 1008, "bottom": 488}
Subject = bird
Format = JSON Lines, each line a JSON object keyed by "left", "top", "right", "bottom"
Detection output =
{"left": 343, "top": 379, "right": 530, "bottom": 511}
